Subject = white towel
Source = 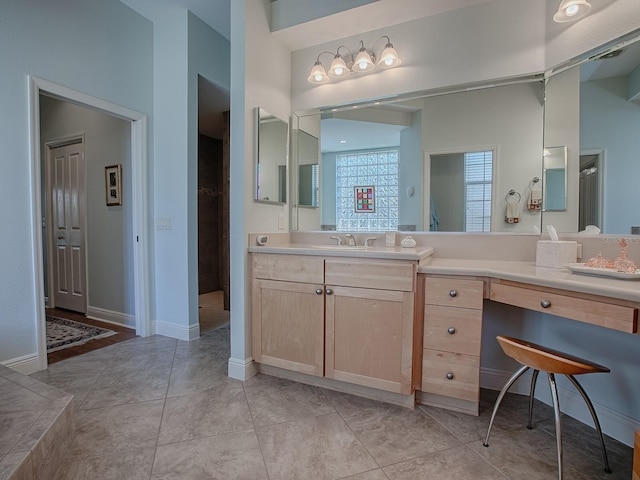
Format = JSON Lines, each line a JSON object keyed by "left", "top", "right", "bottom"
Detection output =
{"left": 527, "top": 183, "right": 542, "bottom": 211}
{"left": 505, "top": 199, "right": 520, "bottom": 224}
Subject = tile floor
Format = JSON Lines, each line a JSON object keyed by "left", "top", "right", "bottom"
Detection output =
{"left": 199, "top": 291, "right": 230, "bottom": 334}
{"left": 29, "top": 325, "right": 633, "bottom": 480}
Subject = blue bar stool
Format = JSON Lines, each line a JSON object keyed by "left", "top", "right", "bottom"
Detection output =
{"left": 483, "top": 336, "right": 611, "bottom": 480}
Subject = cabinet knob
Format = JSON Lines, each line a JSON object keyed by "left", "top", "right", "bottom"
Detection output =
{"left": 447, "top": 327, "right": 456, "bottom": 335}
{"left": 446, "top": 372, "right": 454, "bottom": 380}
{"left": 315, "top": 288, "right": 323, "bottom": 295}
{"left": 540, "top": 299, "right": 551, "bottom": 308}
{"left": 325, "top": 288, "right": 333, "bottom": 295}
{"left": 449, "top": 290, "right": 457, "bottom": 298}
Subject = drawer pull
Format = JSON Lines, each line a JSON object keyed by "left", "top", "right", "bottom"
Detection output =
{"left": 445, "top": 372, "right": 454, "bottom": 380}
{"left": 325, "top": 288, "right": 334, "bottom": 295}
{"left": 540, "top": 299, "right": 551, "bottom": 308}
{"left": 447, "top": 327, "right": 456, "bottom": 335}
{"left": 315, "top": 288, "right": 323, "bottom": 295}
{"left": 449, "top": 290, "right": 458, "bottom": 298}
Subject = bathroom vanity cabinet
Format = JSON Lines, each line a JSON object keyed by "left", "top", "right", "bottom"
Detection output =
{"left": 251, "top": 252, "right": 419, "bottom": 394}
{"left": 418, "top": 275, "right": 485, "bottom": 415}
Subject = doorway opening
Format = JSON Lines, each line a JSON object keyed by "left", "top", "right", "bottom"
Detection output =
{"left": 579, "top": 150, "right": 604, "bottom": 231}
{"left": 197, "top": 75, "right": 230, "bottom": 334}
{"left": 29, "top": 76, "right": 150, "bottom": 370}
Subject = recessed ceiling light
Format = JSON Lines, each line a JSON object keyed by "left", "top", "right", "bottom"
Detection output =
{"left": 339, "top": 140, "right": 347, "bottom": 144}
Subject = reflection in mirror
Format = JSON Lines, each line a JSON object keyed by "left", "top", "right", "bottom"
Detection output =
{"left": 293, "top": 77, "right": 544, "bottom": 234}
{"left": 544, "top": 30, "right": 640, "bottom": 234}
{"left": 543, "top": 146, "right": 567, "bottom": 212}
{"left": 256, "top": 107, "right": 288, "bottom": 203}
{"left": 297, "top": 130, "right": 319, "bottom": 207}
{"left": 429, "top": 149, "right": 494, "bottom": 232}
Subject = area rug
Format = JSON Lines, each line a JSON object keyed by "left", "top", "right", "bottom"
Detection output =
{"left": 46, "top": 316, "right": 116, "bottom": 352}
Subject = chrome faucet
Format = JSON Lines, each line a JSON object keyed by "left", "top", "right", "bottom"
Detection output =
{"left": 329, "top": 235, "right": 343, "bottom": 246}
{"left": 344, "top": 233, "right": 356, "bottom": 246}
{"left": 363, "top": 236, "right": 377, "bottom": 247}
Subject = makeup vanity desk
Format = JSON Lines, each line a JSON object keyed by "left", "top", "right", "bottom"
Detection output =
{"left": 417, "top": 258, "right": 640, "bottom": 415}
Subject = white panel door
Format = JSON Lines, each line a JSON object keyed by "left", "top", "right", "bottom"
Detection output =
{"left": 50, "top": 141, "right": 86, "bottom": 313}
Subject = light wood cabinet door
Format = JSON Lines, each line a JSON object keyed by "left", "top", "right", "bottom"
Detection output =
{"left": 325, "top": 285, "right": 414, "bottom": 394}
{"left": 252, "top": 279, "right": 325, "bottom": 376}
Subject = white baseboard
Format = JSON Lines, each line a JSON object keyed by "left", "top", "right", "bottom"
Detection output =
{"left": 87, "top": 306, "right": 135, "bottom": 329}
{"left": 153, "top": 320, "right": 200, "bottom": 341}
{"left": 228, "top": 357, "right": 258, "bottom": 381}
{"left": 481, "top": 367, "right": 640, "bottom": 447}
{"left": 1, "top": 353, "right": 40, "bottom": 375}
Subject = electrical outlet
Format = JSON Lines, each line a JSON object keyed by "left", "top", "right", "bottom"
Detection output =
{"left": 278, "top": 213, "right": 285, "bottom": 230}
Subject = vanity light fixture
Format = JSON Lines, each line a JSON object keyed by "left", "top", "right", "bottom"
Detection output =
{"left": 307, "top": 36, "right": 401, "bottom": 84}
{"left": 553, "top": 0, "right": 591, "bottom": 23}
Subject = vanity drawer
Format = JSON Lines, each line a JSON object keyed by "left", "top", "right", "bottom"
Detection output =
{"left": 325, "top": 259, "right": 414, "bottom": 292}
{"left": 490, "top": 282, "right": 638, "bottom": 334}
{"left": 421, "top": 350, "right": 480, "bottom": 402}
{"left": 425, "top": 277, "right": 483, "bottom": 310}
{"left": 252, "top": 254, "right": 324, "bottom": 283}
{"left": 424, "top": 305, "right": 482, "bottom": 356}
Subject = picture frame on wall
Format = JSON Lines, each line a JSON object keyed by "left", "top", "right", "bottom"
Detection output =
{"left": 105, "top": 164, "right": 122, "bottom": 206}
{"left": 354, "top": 185, "right": 375, "bottom": 213}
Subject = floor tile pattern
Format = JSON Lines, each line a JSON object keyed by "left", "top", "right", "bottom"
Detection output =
{"left": 26, "top": 325, "right": 633, "bottom": 480}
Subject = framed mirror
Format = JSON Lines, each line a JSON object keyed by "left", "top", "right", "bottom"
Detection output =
{"left": 255, "top": 107, "right": 288, "bottom": 204}
{"left": 292, "top": 76, "right": 545, "bottom": 234}
{"left": 543, "top": 146, "right": 567, "bottom": 212}
{"left": 297, "top": 130, "right": 319, "bottom": 207}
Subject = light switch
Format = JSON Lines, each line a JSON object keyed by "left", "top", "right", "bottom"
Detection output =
{"left": 156, "top": 217, "right": 172, "bottom": 230}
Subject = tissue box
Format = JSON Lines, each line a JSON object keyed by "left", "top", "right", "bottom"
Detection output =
{"left": 536, "top": 241, "right": 578, "bottom": 268}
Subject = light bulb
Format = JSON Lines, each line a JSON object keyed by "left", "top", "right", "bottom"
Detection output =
{"left": 314, "top": 73, "right": 323, "bottom": 82}
{"left": 334, "top": 66, "right": 344, "bottom": 76}
{"left": 358, "top": 60, "right": 367, "bottom": 70}
{"left": 384, "top": 57, "right": 393, "bottom": 66}
{"left": 565, "top": 4, "right": 579, "bottom": 15}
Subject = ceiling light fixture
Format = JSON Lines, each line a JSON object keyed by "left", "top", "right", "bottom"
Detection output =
{"left": 553, "top": 0, "right": 591, "bottom": 23}
{"left": 307, "top": 36, "right": 401, "bottom": 85}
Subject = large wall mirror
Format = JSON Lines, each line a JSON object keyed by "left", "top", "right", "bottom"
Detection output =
{"left": 291, "top": 77, "right": 545, "bottom": 233}
{"left": 291, "top": 27, "right": 640, "bottom": 236}
{"left": 543, "top": 28, "right": 640, "bottom": 234}
{"left": 255, "top": 107, "right": 288, "bottom": 204}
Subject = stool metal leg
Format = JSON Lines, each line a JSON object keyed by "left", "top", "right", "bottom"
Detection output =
{"left": 483, "top": 365, "right": 529, "bottom": 447}
{"left": 547, "top": 372, "right": 563, "bottom": 480}
{"left": 528, "top": 369, "right": 540, "bottom": 429}
{"left": 566, "top": 375, "right": 611, "bottom": 473}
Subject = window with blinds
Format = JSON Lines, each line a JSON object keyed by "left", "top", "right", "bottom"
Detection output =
{"left": 464, "top": 150, "right": 493, "bottom": 232}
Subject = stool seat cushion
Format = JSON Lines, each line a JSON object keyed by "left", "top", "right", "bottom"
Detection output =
{"left": 497, "top": 336, "right": 610, "bottom": 376}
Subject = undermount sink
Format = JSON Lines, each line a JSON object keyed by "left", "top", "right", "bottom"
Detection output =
{"left": 310, "top": 245, "right": 368, "bottom": 250}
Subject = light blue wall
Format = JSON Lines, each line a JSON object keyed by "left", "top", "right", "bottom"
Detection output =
{"left": 398, "top": 111, "right": 422, "bottom": 230}
{"left": 320, "top": 153, "right": 337, "bottom": 226}
{"left": 40, "top": 96, "right": 134, "bottom": 317}
{"left": 581, "top": 76, "right": 640, "bottom": 234}
{"left": 0, "top": 0, "right": 153, "bottom": 363}
{"left": 152, "top": 9, "right": 230, "bottom": 339}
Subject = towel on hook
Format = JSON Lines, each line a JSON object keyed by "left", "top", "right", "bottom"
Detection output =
{"left": 505, "top": 198, "right": 520, "bottom": 224}
{"left": 527, "top": 182, "right": 542, "bottom": 211}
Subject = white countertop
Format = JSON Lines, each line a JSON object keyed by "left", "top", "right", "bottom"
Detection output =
{"left": 248, "top": 243, "right": 434, "bottom": 262}
{"left": 419, "top": 258, "right": 640, "bottom": 303}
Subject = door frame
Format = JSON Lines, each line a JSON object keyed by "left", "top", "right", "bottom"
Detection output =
{"left": 44, "top": 135, "right": 87, "bottom": 312}
{"left": 28, "top": 76, "right": 151, "bottom": 371}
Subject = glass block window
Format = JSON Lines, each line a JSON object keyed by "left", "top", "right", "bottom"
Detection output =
{"left": 335, "top": 150, "right": 399, "bottom": 232}
{"left": 464, "top": 150, "right": 493, "bottom": 232}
